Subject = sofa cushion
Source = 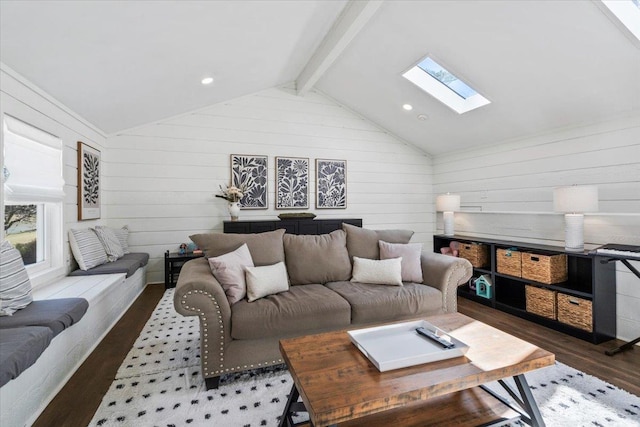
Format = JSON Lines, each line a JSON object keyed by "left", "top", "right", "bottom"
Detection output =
{"left": 326, "top": 281, "right": 443, "bottom": 324}
{"left": 94, "top": 226, "right": 124, "bottom": 262}
{"left": 245, "top": 262, "right": 289, "bottom": 302}
{"left": 283, "top": 230, "right": 352, "bottom": 285}
{"left": 379, "top": 241, "right": 424, "bottom": 283}
{"left": 351, "top": 256, "right": 403, "bottom": 286}
{"left": 208, "top": 243, "right": 254, "bottom": 305}
{"left": 68, "top": 252, "right": 148, "bottom": 278}
{"left": 0, "top": 298, "right": 88, "bottom": 337}
{"left": 342, "top": 223, "right": 414, "bottom": 260}
{"left": 0, "top": 240, "right": 33, "bottom": 316}
{"left": 68, "top": 228, "right": 108, "bottom": 270}
{"left": 0, "top": 326, "right": 53, "bottom": 387}
{"left": 231, "top": 284, "right": 351, "bottom": 340}
{"left": 190, "top": 229, "right": 285, "bottom": 266}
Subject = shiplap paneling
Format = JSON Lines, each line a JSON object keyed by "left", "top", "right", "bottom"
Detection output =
{"left": 106, "top": 85, "right": 434, "bottom": 283}
{"left": 0, "top": 67, "right": 108, "bottom": 285}
{"left": 433, "top": 114, "right": 640, "bottom": 342}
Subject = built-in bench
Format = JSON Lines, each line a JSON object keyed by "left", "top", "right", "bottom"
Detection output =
{"left": 0, "top": 262, "right": 148, "bottom": 427}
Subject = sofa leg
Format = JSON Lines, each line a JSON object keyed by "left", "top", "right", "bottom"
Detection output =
{"left": 205, "top": 376, "right": 220, "bottom": 390}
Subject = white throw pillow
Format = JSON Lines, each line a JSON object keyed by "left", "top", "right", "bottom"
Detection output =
{"left": 379, "top": 241, "right": 423, "bottom": 283}
{"left": 351, "top": 256, "right": 403, "bottom": 286}
{"left": 94, "top": 226, "right": 125, "bottom": 262}
{"left": 0, "top": 240, "right": 33, "bottom": 316}
{"left": 208, "top": 243, "right": 255, "bottom": 305}
{"left": 68, "top": 228, "right": 108, "bottom": 270}
{"left": 97, "top": 225, "right": 130, "bottom": 254}
{"left": 245, "top": 262, "right": 289, "bottom": 302}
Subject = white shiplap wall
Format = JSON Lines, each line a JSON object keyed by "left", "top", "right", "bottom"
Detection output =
{"left": 0, "top": 65, "right": 108, "bottom": 282}
{"left": 433, "top": 114, "right": 640, "bottom": 342}
{"left": 106, "top": 85, "right": 434, "bottom": 283}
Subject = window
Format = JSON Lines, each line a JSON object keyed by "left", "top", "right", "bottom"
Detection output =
{"left": 402, "top": 56, "right": 490, "bottom": 114}
{"left": 600, "top": 0, "right": 640, "bottom": 44}
{"left": 2, "top": 115, "right": 65, "bottom": 285}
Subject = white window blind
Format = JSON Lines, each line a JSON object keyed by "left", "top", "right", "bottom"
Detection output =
{"left": 3, "top": 115, "right": 65, "bottom": 202}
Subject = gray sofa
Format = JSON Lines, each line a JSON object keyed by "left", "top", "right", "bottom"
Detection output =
{"left": 174, "top": 224, "right": 472, "bottom": 389}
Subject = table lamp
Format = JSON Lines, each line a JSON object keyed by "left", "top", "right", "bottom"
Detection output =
{"left": 553, "top": 185, "right": 598, "bottom": 252}
{"left": 436, "top": 193, "right": 461, "bottom": 236}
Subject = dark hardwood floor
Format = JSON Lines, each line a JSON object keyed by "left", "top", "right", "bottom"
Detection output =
{"left": 33, "top": 288, "right": 639, "bottom": 426}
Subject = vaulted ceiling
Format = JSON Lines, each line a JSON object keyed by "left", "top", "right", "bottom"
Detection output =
{"left": 1, "top": 0, "right": 639, "bottom": 155}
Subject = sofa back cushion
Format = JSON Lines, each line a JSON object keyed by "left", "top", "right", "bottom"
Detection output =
{"left": 190, "top": 229, "right": 285, "bottom": 266}
{"left": 342, "top": 223, "right": 414, "bottom": 260}
{"left": 283, "top": 230, "right": 352, "bottom": 285}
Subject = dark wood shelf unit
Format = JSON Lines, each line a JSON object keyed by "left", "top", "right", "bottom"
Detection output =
{"left": 434, "top": 234, "right": 617, "bottom": 344}
{"left": 223, "top": 218, "right": 362, "bottom": 235}
{"left": 164, "top": 251, "right": 204, "bottom": 289}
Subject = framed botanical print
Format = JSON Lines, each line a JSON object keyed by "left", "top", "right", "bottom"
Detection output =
{"left": 77, "top": 141, "right": 101, "bottom": 220}
{"left": 316, "top": 159, "right": 347, "bottom": 209}
{"left": 276, "top": 157, "right": 309, "bottom": 209}
{"left": 231, "top": 154, "right": 268, "bottom": 209}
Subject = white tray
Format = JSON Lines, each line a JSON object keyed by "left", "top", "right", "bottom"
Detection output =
{"left": 348, "top": 320, "right": 469, "bottom": 372}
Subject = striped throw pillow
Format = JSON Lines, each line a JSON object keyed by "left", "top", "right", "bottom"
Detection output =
{"left": 0, "top": 240, "right": 33, "bottom": 316}
{"left": 94, "top": 227, "right": 124, "bottom": 262}
{"left": 69, "top": 228, "right": 108, "bottom": 270}
{"left": 97, "top": 226, "right": 130, "bottom": 254}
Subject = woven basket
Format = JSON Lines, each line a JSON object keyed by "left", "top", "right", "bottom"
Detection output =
{"left": 522, "top": 253, "right": 568, "bottom": 284}
{"left": 525, "top": 285, "right": 557, "bottom": 319}
{"left": 458, "top": 243, "right": 490, "bottom": 268}
{"left": 557, "top": 293, "right": 592, "bottom": 332}
{"left": 497, "top": 248, "right": 522, "bottom": 277}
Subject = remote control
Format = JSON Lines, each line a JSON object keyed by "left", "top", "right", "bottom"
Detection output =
{"left": 415, "top": 327, "right": 455, "bottom": 349}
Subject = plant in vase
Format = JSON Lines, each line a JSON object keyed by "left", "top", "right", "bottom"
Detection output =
{"left": 215, "top": 184, "right": 245, "bottom": 221}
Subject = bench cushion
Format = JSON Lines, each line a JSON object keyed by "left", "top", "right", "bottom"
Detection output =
{"left": 0, "top": 298, "right": 88, "bottom": 337}
{"left": 0, "top": 326, "right": 53, "bottom": 387}
{"left": 325, "top": 281, "right": 443, "bottom": 324}
{"left": 231, "top": 284, "right": 351, "bottom": 340}
{"left": 69, "top": 253, "right": 149, "bottom": 278}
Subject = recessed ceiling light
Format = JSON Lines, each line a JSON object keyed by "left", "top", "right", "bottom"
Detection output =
{"left": 402, "top": 104, "right": 413, "bottom": 111}
{"left": 201, "top": 77, "right": 214, "bottom": 85}
{"left": 417, "top": 114, "right": 429, "bottom": 121}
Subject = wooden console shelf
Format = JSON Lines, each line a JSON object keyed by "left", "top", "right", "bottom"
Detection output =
{"left": 434, "top": 234, "right": 616, "bottom": 344}
{"left": 224, "top": 218, "right": 362, "bottom": 235}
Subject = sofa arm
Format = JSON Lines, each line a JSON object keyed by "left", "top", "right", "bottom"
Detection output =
{"left": 421, "top": 251, "right": 473, "bottom": 313}
{"left": 173, "top": 258, "right": 232, "bottom": 377}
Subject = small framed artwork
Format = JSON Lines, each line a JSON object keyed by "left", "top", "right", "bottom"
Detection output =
{"left": 276, "top": 157, "right": 309, "bottom": 209}
{"left": 77, "top": 141, "right": 101, "bottom": 220}
{"left": 316, "top": 159, "right": 347, "bottom": 209}
{"left": 231, "top": 154, "right": 268, "bottom": 209}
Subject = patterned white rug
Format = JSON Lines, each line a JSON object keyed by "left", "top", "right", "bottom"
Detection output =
{"left": 89, "top": 289, "right": 640, "bottom": 427}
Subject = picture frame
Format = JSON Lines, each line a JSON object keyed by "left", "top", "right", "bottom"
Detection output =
{"left": 77, "top": 141, "right": 101, "bottom": 220}
{"left": 231, "top": 154, "right": 268, "bottom": 209}
{"left": 316, "top": 159, "right": 347, "bottom": 209}
{"left": 276, "top": 156, "right": 309, "bottom": 209}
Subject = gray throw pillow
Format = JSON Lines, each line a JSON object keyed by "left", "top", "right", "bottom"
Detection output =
{"left": 0, "top": 240, "right": 33, "bottom": 316}
{"left": 342, "top": 223, "right": 414, "bottom": 260}
{"left": 190, "top": 229, "right": 285, "bottom": 267}
{"left": 283, "top": 230, "right": 352, "bottom": 285}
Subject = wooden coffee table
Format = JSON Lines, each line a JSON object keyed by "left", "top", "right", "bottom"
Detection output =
{"left": 278, "top": 312, "right": 554, "bottom": 427}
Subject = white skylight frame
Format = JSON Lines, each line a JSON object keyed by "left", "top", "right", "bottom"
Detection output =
{"left": 599, "top": 0, "right": 640, "bottom": 45}
{"left": 402, "top": 56, "right": 490, "bottom": 114}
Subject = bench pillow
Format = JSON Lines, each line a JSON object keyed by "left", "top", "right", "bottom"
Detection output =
{"left": 96, "top": 225, "right": 130, "bottom": 254}
{"left": 94, "top": 226, "right": 124, "bottom": 262}
{"left": 69, "top": 228, "right": 108, "bottom": 271}
{"left": 0, "top": 240, "right": 33, "bottom": 316}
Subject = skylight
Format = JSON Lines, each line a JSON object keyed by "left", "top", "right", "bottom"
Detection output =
{"left": 402, "top": 56, "right": 490, "bottom": 114}
{"left": 601, "top": 0, "right": 640, "bottom": 43}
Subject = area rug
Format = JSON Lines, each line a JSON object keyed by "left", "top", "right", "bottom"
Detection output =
{"left": 89, "top": 289, "right": 640, "bottom": 427}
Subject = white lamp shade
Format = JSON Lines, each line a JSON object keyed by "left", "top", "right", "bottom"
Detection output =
{"left": 436, "top": 194, "right": 460, "bottom": 212}
{"left": 553, "top": 186, "right": 598, "bottom": 213}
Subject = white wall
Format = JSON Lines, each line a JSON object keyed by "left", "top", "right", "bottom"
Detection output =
{"left": 0, "top": 64, "right": 108, "bottom": 280}
{"left": 106, "top": 85, "right": 434, "bottom": 283}
{"left": 433, "top": 114, "right": 640, "bottom": 342}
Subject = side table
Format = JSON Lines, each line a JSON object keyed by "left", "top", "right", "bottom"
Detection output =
{"left": 164, "top": 250, "right": 204, "bottom": 289}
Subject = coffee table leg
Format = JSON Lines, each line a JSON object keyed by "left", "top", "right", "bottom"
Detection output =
{"left": 279, "top": 383, "right": 300, "bottom": 427}
{"left": 513, "top": 374, "right": 545, "bottom": 427}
